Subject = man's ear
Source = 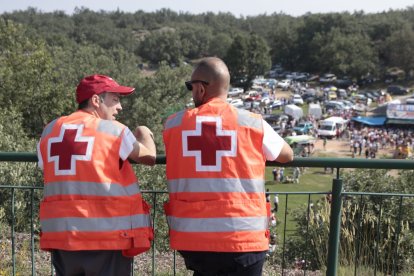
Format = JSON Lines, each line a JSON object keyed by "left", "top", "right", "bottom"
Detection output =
{"left": 90, "top": 94, "right": 100, "bottom": 108}
{"left": 199, "top": 83, "right": 207, "bottom": 98}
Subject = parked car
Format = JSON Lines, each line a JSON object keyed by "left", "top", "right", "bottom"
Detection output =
{"left": 261, "top": 97, "right": 271, "bottom": 105}
{"left": 304, "top": 88, "right": 317, "bottom": 96}
{"left": 319, "top": 73, "right": 337, "bottom": 83}
{"left": 243, "top": 98, "right": 260, "bottom": 109}
{"left": 230, "top": 99, "right": 244, "bottom": 108}
{"left": 243, "top": 90, "right": 261, "bottom": 101}
{"left": 358, "top": 75, "right": 377, "bottom": 86}
{"left": 341, "top": 100, "right": 354, "bottom": 110}
{"left": 293, "top": 122, "right": 314, "bottom": 134}
{"left": 337, "top": 89, "right": 348, "bottom": 99}
{"left": 270, "top": 99, "right": 283, "bottom": 109}
{"left": 387, "top": 85, "right": 409, "bottom": 95}
{"left": 228, "top": 87, "right": 244, "bottom": 97}
{"left": 292, "top": 94, "right": 304, "bottom": 105}
{"left": 324, "top": 101, "right": 346, "bottom": 111}
{"left": 372, "top": 90, "right": 383, "bottom": 98}
{"left": 352, "top": 94, "right": 372, "bottom": 105}
{"left": 335, "top": 77, "right": 353, "bottom": 88}
{"left": 294, "top": 73, "right": 309, "bottom": 82}
{"left": 406, "top": 98, "right": 414, "bottom": 105}
{"left": 277, "top": 79, "right": 291, "bottom": 90}
{"left": 307, "top": 74, "right": 320, "bottom": 82}
{"left": 364, "top": 91, "right": 378, "bottom": 101}
{"left": 263, "top": 114, "right": 288, "bottom": 125}
{"left": 302, "top": 93, "right": 316, "bottom": 104}
{"left": 327, "top": 91, "right": 337, "bottom": 100}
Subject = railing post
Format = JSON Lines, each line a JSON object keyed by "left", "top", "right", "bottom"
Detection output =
{"left": 326, "top": 178, "right": 343, "bottom": 276}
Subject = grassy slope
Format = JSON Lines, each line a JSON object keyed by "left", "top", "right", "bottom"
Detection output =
{"left": 265, "top": 166, "right": 333, "bottom": 238}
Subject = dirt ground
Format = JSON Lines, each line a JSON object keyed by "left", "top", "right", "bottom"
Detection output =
{"left": 312, "top": 138, "right": 396, "bottom": 158}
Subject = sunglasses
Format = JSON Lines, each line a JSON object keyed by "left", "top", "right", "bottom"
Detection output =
{"left": 185, "top": 80, "right": 209, "bottom": 91}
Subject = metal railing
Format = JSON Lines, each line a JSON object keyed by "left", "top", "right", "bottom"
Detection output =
{"left": 0, "top": 152, "right": 413, "bottom": 276}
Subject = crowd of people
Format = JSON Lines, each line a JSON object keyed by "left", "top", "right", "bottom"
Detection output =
{"left": 348, "top": 127, "right": 414, "bottom": 159}
{"left": 247, "top": 78, "right": 414, "bottom": 160}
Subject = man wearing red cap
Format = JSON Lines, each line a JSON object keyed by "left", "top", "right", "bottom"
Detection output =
{"left": 37, "top": 74, "right": 156, "bottom": 275}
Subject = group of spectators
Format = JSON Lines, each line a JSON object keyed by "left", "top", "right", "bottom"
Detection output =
{"left": 348, "top": 127, "right": 414, "bottom": 159}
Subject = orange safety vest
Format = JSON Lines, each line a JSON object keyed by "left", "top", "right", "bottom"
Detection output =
{"left": 163, "top": 98, "right": 270, "bottom": 252}
{"left": 38, "top": 110, "right": 153, "bottom": 257}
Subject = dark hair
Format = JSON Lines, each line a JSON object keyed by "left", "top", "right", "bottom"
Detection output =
{"left": 77, "top": 93, "right": 107, "bottom": 110}
{"left": 78, "top": 100, "right": 89, "bottom": 110}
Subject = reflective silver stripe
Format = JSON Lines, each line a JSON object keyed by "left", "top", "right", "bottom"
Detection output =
{"left": 97, "top": 120, "right": 123, "bottom": 137}
{"left": 44, "top": 181, "right": 140, "bottom": 197}
{"left": 236, "top": 109, "right": 262, "bottom": 130}
{"left": 165, "top": 110, "right": 185, "bottom": 129}
{"left": 167, "top": 216, "right": 268, "bottom": 232}
{"left": 41, "top": 214, "right": 151, "bottom": 232}
{"left": 167, "top": 178, "right": 265, "bottom": 193}
{"left": 41, "top": 119, "right": 58, "bottom": 139}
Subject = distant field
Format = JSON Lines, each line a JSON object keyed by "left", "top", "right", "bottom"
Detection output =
{"left": 265, "top": 165, "right": 333, "bottom": 240}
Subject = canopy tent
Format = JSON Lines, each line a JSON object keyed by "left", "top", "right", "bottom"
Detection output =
{"left": 284, "top": 135, "right": 316, "bottom": 146}
{"left": 351, "top": 116, "right": 386, "bottom": 126}
{"left": 386, "top": 118, "right": 414, "bottom": 125}
{"left": 308, "top": 103, "right": 322, "bottom": 119}
{"left": 284, "top": 135, "right": 316, "bottom": 156}
{"left": 284, "top": 104, "right": 303, "bottom": 120}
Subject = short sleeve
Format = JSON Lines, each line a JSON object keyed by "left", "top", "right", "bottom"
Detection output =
{"left": 262, "top": 119, "right": 285, "bottom": 161}
{"left": 120, "top": 127, "right": 137, "bottom": 161}
{"left": 37, "top": 142, "right": 43, "bottom": 169}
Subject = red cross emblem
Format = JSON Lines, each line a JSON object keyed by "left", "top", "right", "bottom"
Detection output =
{"left": 182, "top": 116, "right": 237, "bottom": 171}
{"left": 47, "top": 124, "right": 95, "bottom": 175}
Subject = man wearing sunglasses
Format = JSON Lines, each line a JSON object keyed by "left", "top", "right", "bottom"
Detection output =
{"left": 163, "top": 57, "right": 293, "bottom": 275}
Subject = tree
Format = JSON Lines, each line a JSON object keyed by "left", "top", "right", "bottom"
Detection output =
{"left": 225, "top": 34, "right": 271, "bottom": 90}
{"left": 269, "top": 21, "right": 300, "bottom": 70}
{"left": 208, "top": 33, "right": 233, "bottom": 59}
{"left": 245, "top": 34, "right": 271, "bottom": 86}
{"left": 384, "top": 23, "right": 414, "bottom": 75}
{"left": 224, "top": 35, "right": 249, "bottom": 85}
{"left": 138, "top": 29, "right": 184, "bottom": 65}
{"left": 0, "top": 18, "right": 55, "bottom": 137}
{"left": 179, "top": 24, "right": 212, "bottom": 59}
{"left": 310, "top": 28, "right": 378, "bottom": 78}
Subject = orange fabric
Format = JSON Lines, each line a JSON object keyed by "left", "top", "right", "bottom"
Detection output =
{"left": 40, "top": 228, "right": 153, "bottom": 254}
{"left": 164, "top": 192, "right": 264, "bottom": 202}
{"left": 38, "top": 111, "right": 152, "bottom": 255}
{"left": 164, "top": 198, "right": 268, "bottom": 218}
{"left": 168, "top": 230, "right": 270, "bottom": 252}
{"left": 163, "top": 98, "right": 268, "bottom": 252}
{"left": 40, "top": 196, "right": 147, "bottom": 219}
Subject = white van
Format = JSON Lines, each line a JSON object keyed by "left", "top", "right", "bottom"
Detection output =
{"left": 406, "top": 98, "right": 414, "bottom": 105}
{"left": 317, "top": 116, "right": 348, "bottom": 138}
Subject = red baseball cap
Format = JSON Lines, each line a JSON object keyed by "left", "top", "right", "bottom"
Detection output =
{"left": 76, "top": 74, "right": 135, "bottom": 103}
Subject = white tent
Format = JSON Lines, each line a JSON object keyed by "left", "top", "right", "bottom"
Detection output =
{"left": 308, "top": 103, "right": 322, "bottom": 119}
{"left": 284, "top": 104, "right": 303, "bottom": 120}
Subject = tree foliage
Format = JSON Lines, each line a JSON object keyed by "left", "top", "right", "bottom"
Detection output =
{"left": 225, "top": 34, "right": 271, "bottom": 90}
{"left": 287, "top": 169, "right": 414, "bottom": 273}
{"left": 3, "top": 7, "right": 414, "bottom": 82}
